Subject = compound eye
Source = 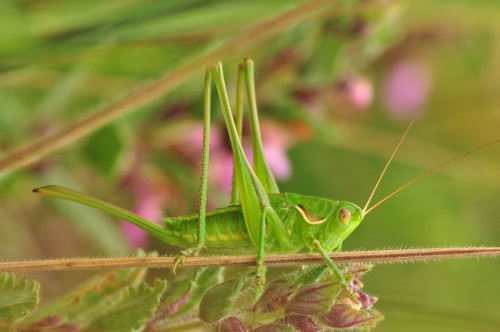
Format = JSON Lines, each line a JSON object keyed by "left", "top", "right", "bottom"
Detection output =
{"left": 338, "top": 208, "right": 351, "bottom": 224}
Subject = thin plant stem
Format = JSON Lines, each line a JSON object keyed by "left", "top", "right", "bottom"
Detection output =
{"left": 1, "top": 247, "right": 498, "bottom": 272}
{"left": 0, "top": 0, "right": 333, "bottom": 178}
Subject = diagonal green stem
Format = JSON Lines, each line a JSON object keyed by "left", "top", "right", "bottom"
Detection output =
{"left": 0, "top": 0, "right": 334, "bottom": 179}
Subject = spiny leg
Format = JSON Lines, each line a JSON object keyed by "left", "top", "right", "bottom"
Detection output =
{"left": 173, "top": 67, "right": 212, "bottom": 271}
{"left": 237, "top": 60, "right": 291, "bottom": 294}
{"left": 240, "top": 60, "right": 293, "bottom": 295}
{"left": 211, "top": 62, "right": 273, "bottom": 294}
{"left": 311, "top": 240, "right": 346, "bottom": 283}
{"left": 241, "top": 58, "right": 279, "bottom": 194}
{"left": 311, "top": 240, "right": 361, "bottom": 306}
{"left": 195, "top": 66, "right": 212, "bottom": 254}
{"left": 231, "top": 62, "right": 267, "bottom": 296}
{"left": 230, "top": 59, "right": 278, "bottom": 201}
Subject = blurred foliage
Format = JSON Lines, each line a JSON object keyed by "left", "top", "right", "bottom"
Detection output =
{"left": 0, "top": 273, "right": 39, "bottom": 327}
{"left": 0, "top": 0, "right": 499, "bottom": 331}
{"left": 1, "top": 266, "right": 166, "bottom": 331}
{"left": 1, "top": 265, "right": 382, "bottom": 331}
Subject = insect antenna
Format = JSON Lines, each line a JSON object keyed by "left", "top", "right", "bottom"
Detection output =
{"left": 361, "top": 114, "right": 418, "bottom": 214}
{"left": 362, "top": 34, "right": 477, "bottom": 215}
{"left": 364, "top": 137, "right": 500, "bottom": 215}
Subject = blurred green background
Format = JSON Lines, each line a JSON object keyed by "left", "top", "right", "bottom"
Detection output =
{"left": 0, "top": 0, "right": 498, "bottom": 331}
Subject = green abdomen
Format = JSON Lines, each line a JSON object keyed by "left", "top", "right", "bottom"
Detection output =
{"left": 163, "top": 206, "right": 253, "bottom": 251}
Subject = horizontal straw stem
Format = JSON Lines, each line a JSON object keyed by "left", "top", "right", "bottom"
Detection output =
{"left": 1, "top": 247, "right": 498, "bottom": 272}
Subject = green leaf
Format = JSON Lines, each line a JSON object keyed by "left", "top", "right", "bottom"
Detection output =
{"left": 199, "top": 275, "right": 248, "bottom": 323}
{"left": 255, "top": 277, "right": 293, "bottom": 313}
{"left": 218, "top": 317, "right": 246, "bottom": 332}
{"left": 23, "top": 266, "right": 147, "bottom": 324}
{"left": 252, "top": 324, "right": 298, "bottom": 332}
{"left": 22, "top": 268, "right": 166, "bottom": 331}
{"left": 280, "top": 315, "right": 322, "bottom": 331}
{"left": 0, "top": 273, "right": 39, "bottom": 327}
{"left": 159, "top": 267, "right": 223, "bottom": 317}
{"left": 294, "top": 266, "right": 328, "bottom": 286}
{"left": 319, "top": 303, "right": 384, "bottom": 329}
{"left": 285, "top": 281, "right": 342, "bottom": 316}
{"left": 81, "top": 124, "right": 125, "bottom": 176}
{"left": 89, "top": 279, "right": 167, "bottom": 331}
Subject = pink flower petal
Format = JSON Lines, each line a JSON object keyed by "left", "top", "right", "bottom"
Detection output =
{"left": 347, "top": 76, "right": 373, "bottom": 109}
{"left": 383, "top": 59, "right": 431, "bottom": 120}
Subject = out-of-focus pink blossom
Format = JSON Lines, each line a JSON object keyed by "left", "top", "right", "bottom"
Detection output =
{"left": 340, "top": 76, "right": 373, "bottom": 110}
{"left": 250, "top": 121, "right": 294, "bottom": 181}
{"left": 383, "top": 59, "right": 431, "bottom": 120}
{"left": 120, "top": 145, "right": 167, "bottom": 248}
{"left": 172, "top": 123, "right": 225, "bottom": 162}
{"left": 121, "top": 187, "right": 163, "bottom": 248}
{"left": 243, "top": 142, "right": 291, "bottom": 186}
{"left": 206, "top": 120, "right": 294, "bottom": 195}
{"left": 261, "top": 120, "right": 294, "bottom": 180}
{"left": 208, "top": 149, "right": 235, "bottom": 195}
{"left": 264, "top": 144, "right": 292, "bottom": 180}
{"left": 295, "top": 76, "right": 373, "bottom": 116}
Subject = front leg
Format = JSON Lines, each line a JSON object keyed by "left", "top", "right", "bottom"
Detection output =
{"left": 311, "top": 240, "right": 346, "bottom": 284}
{"left": 311, "top": 240, "right": 360, "bottom": 307}
{"left": 173, "top": 245, "right": 204, "bottom": 274}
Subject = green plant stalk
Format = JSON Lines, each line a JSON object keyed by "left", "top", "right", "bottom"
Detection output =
{"left": 0, "top": 0, "right": 334, "bottom": 178}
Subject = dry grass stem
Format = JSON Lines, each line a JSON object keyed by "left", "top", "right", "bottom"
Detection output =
{"left": 1, "top": 247, "right": 498, "bottom": 272}
{"left": 0, "top": 0, "right": 332, "bottom": 177}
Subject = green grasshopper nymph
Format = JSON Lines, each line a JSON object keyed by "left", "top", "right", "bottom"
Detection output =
{"left": 33, "top": 59, "right": 499, "bottom": 298}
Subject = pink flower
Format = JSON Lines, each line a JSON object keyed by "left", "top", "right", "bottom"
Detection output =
{"left": 261, "top": 120, "right": 294, "bottom": 180}
{"left": 264, "top": 144, "right": 292, "bottom": 180}
{"left": 342, "top": 76, "right": 374, "bottom": 110}
{"left": 208, "top": 120, "right": 294, "bottom": 195}
{"left": 383, "top": 59, "right": 431, "bottom": 120}
{"left": 121, "top": 188, "right": 163, "bottom": 248}
{"left": 120, "top": 150, "right": 166, "bottom": 248}
{"left": 209, "top": 149, "right": 235, "bottom": 195}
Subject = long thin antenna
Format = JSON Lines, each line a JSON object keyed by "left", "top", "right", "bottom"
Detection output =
{"left": 362, "top": 34, "right": 474, "bottom": 214}
{"left": 365, "top": 137, "right": 500, "bottom": 215}
{"left": 362, "top": 116, "right": 417, "bottom": 213}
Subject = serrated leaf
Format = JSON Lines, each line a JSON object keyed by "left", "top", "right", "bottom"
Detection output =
{"left": 23, "top": 266, "right": 147, "bottom": 324}
{"left": 285, "top": 281, "right": 342, "bottom": 316}
{"left": 280, "top": 315, "right": 321, "bottom": 332}
{"left": 159, "top": 267, "right": 222, "bottom": 317}
{"left": 81, "top": 124, "right": 124, "bottom": 176}
{"left": 0, "top": 273, "right": 39, "bottom": 327}
{"left": 217, "top": 317, "right": 246, "bottom": 332}
{"left": 88, "top": 279, "right": 167, "bottom": 331}
{"left": 293, "top": 266, "right": 328, "bottom": 287}
{"left": 22, "top": 267, "right": 165, "bottom": 332}
{"left": 318, "top": 303, "right": 384, "bottom": 329}
{"left": 252, "top": 324, "right": 298, "bottom": 332}
{"left": 199, "top": 275, "right": 248, "bottom": 323}
{"left": 255, "top": 277, "right": 293, "bottom": 313}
